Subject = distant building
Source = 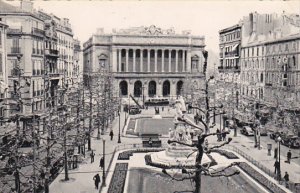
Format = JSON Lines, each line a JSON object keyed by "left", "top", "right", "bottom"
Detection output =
{"left": 240, "top": 12, "right": 300, "bottom": 110}
{"left": 218, "top": 24, "right": 241, "bottom": 83}
{"left": 219, "top": 11, "right": 300, "bottom": 125}
{"left": 83, "top": 25, "right": 206, "bottom": 100}
{"left": 0, "top": 1, "right": 80, "bottom": 132}
{"left": 0, "top": 21, "right": 8, "bottom": 125}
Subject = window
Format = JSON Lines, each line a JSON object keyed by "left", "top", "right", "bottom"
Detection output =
{"left": 0, "top": 31, "right": 2, "bottom": 46}
{"left": 121, "top": 63, "right": 125, "bottom": 72}
{"left": 32, "top": 80, "right": 35, "bottom": 97}
{"left": 257, "top": 47, "right": 259, "bottom": 56}
{"left": 262, "top": 46, "right": 264, "bottom": 55}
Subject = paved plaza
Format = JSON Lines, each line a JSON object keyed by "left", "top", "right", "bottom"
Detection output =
{"left": 49, "top": 107, "right": 299, "bottom": 193}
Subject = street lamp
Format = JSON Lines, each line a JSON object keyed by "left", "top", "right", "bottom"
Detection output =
{"left": 118, "top": 108, "right": 121, "bottom": 143}
{"left": 276, "top": 136, "right": 282, "bottom": 181}
{"left": 102, "top": 139, "right": 106, "bottom": 187}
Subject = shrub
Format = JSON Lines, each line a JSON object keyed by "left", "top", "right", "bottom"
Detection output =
{"left": 108, "top": 163, "right": 128, "bottom": 193}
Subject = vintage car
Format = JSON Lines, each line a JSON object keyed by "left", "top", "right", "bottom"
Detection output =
{"left": 240, "top": 126, "right": 254, "bottom": 136}
{"left": 269, "top": 131, "right": 285, "bottom": 140}
{"left": 129, "top": 107, "right": 141, "bottom": 115}
{"left": 281, "top": 135, "right": 300, "bottom": 149}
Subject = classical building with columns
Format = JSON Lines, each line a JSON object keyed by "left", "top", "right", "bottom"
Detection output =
{"left": 83, "top": 25, "right": 206, "bottom": 99}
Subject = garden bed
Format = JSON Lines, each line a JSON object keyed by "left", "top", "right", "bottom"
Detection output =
{"left": 108, "top": 163, "right": 128, "bottom": 193}
{"left": 118, "top": 148, "right": 164, "bottom": 160}
{"left": 144, "top": 153, "right": 217, "bottom": 169}
{"left": 238, "top": 162, "right": 286, "bottom": 193}
{"left": 211, "top": 149, "right": 239, "bottom": 159}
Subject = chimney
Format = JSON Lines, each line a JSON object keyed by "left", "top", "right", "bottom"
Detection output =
{"left": 96, "top": 28, "right": 104, "bottom": 35}
{"left": 20, "top": 1, "right": 33, "bottom": 13}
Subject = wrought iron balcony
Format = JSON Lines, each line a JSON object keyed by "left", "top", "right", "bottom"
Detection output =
{"left": 224, "top": 51, "right": 239, "bottom": 57}
{"left": 31, "top": 27, "right": 45, "bottom": 37}
{"left": 7, "top": 28, "right": 22, "bottom": 35}
{"left": 45, "top": 49, "right": 59, "bottom": 57}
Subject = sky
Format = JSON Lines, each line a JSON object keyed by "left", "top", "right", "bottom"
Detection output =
{"left": 7, "top": 0, "right": 300, "bottom": 52}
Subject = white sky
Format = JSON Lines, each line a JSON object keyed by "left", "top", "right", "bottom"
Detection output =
{"left": 7, "top": 1, "right": 300, "bottom": 52}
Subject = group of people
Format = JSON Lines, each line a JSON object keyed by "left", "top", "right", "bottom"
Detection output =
{"left": 90, "top": 130, "right": 114, "bottom": 190}
{"left": 90, "top": 151, "right": 104, "bottom": 189}
{"left": 273, "top": 148, "right": 292, "bottom": 188}
{"left": 216, "top": 128, "right": 227, "bottom": 141}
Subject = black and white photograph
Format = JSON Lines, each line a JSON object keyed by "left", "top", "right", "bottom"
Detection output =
{"left": 0, "top": 0, "right": 300, "bottom": 193}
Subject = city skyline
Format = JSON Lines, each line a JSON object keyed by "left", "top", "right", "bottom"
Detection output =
{"left": 7, "top": 0, "right": 300, "bottom": 52}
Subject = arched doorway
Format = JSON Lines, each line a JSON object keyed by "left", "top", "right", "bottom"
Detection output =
{"left": 148, "top": 81, "right": 156, "bottom": 97}
{"left": 119, "top": 80, "right": 128, "bottom": 96}
{"left": 134, "top": 81, "right": 142, "bottom": 97}
{"left": 162, "top": 80, "right": 170, "bottom": 97}
{"left": 176, "top": 81, "right": 183, "bottom": 96}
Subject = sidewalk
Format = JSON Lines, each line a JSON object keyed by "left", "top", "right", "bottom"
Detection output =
{"left": 49, "top": 111, "right": 141, "bottom": 193}
{"left": 205, "top": 121, "right": 300, "bottom": 184}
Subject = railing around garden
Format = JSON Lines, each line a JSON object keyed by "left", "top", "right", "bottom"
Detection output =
{"left": 223, "top": 145, "right": 300, "bottom": 193}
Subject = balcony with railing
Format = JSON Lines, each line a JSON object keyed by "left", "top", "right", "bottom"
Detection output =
{"left": 7, "top": 28, "right": 22, "bottom": 35}
{"left": 224, "top": 50, "right": 239, "bottom": 58}
{"left": 31, "top": 27, "right": 45, "bottom": 37}
{"left": 45, "top": 49, "right": 59, "bottom": 57}
{"left": 218, "top": 65, "right": 240, "bottom": 73}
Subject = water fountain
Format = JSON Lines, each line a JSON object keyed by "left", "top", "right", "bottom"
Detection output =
{"left": 147, "top": 97, "right": 212, "bottom": 168}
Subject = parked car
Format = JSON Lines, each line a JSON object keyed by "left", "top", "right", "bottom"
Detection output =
{"left": 281, "top": 135, "right": 300, "bottom": 149}
{"left": 252, "top": 127, "right": 268, "bottom": 136}
{"left": 129, "top": 107, "right": 141, "bottom": 115}
{"left": 269, "top": 131, "right": 285, "bottom": 140}
{"left": 240, "top": 126, "right": 254, "bottom": 136}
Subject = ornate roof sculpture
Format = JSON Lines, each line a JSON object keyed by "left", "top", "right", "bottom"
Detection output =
{"left": 116, "top": 25, "right": 176, "bottom": 36}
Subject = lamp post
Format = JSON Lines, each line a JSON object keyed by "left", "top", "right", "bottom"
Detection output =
{"left": 276, "top": 136, "right": 282, "bottom": 181}
{"left": 118, "top": 107, "right": 121, "bottom": 143}
{"left": 102, "top": 139, "right": 106, "bottom": 187}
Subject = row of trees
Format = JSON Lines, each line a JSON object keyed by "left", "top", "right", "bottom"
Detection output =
{"left": 0, "top": 60, "right": 117, "bottom": 193}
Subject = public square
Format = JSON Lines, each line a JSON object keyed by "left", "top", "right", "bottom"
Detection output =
{"left": 0, "top": 1, "right": 300, "bottom": 193}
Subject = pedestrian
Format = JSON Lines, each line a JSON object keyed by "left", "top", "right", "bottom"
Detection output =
{"left": 274, "top": 160, "right": 280, "bottom": 174}
{"left": 204, "top": 139, "right": 209, "bottom": 150}
{"left": 149, "top": 137, "right": 153, "bottom": 147}
{"left": 216, "top": 129, "right": 221, "bottom": 141}
{"left": 190, "top": 131, "right": 194, "bottom": 140}
{"left": 222, "top": 128, "right": 227, "bottom": 141}
{"left": 274, "top": 147, "right": 278, "bottom": 159}
{"left": 287, "top": 150, "right": 292, "bottom": 164}
{"left": 283, "top": 171, "right": 289, "bottom": 188}
{"left": 99, "top": 157, "right": 104, "bottom": 169}
{"left": 109, "top": 130, "right": 114, "bottom": 141}
{"left": 90, "top": 150, "right": 95, "bottom": 163}
{"left": 93, "top": 173, "right": 101, "bottom": 189}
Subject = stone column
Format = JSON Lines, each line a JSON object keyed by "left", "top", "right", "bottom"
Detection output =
{"left": 169, "top": 49, "right": 172, "bottom": 72}
{"left": 112, "top": 47, "right": 117, "bottom": 72}
{"left": 118, "top": 49, "right": 121, "bottom": 72}
{"left": 162, "top": 50, "right": 165, "bottom": 72}
{"left": 133, "top": 49, "right": 136, "bottom": 72}
{"left": 154, "top": 49, "right": 157, "bottom": 72}
{"left": 147, "top": 49, "right": 150, "bottom": 72}
{"left": 126, "top": 49, "right": 129, "bottom": 72}
{"left": 182, "top": 50, "right": 185, "bottom": 72}
{"left": 175, "top": 50, "right": 178, "bottom": 72}
{"left": 140, "top": 49, "right": 143, "bottom": 72}
{"left": 187, "top": 49, "right": 191, "bottom": 72}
